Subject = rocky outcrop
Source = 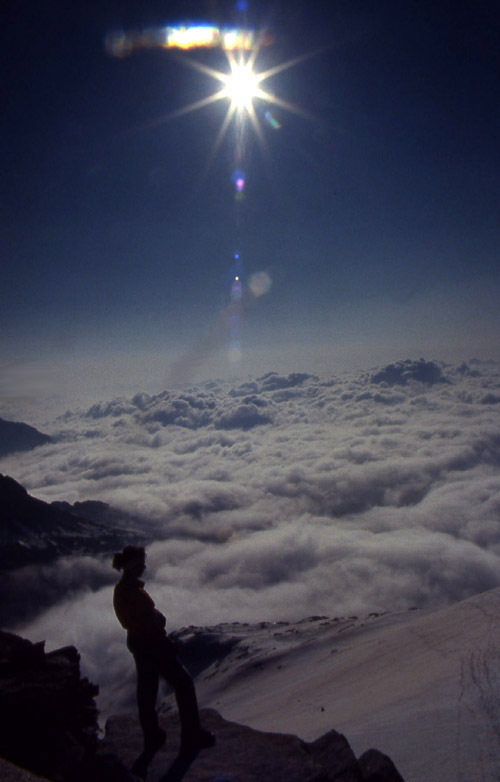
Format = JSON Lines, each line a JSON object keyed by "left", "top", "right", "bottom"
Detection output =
{"left": 0, "top": 418, "right": 51, "bottom": 458}
{"left": 0, "top": 757, "right": 51, "bottom": 781}
{"left": 102, "top": 708, "right": 405, "bottom": 781}
{"left": 0, "top": 631, "right": 405, "bottom": 782}
{"left": 358, "top": 749, "right": 405, "bottom": 781}
{"left": 0, "top": 631, "right": 132, "bottom": 782}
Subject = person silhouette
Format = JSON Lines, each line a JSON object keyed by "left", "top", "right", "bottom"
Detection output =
{"left": 112, "top": 545, "right": 215, "bottom": 773}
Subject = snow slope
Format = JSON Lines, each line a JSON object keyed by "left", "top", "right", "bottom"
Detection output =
{"left": 194, "top": 588, "right": 500, "bottom": 781}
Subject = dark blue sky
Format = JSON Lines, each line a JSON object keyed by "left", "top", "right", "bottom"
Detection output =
{"left": 2, "top": 0, "right": 500, "bottom": 402}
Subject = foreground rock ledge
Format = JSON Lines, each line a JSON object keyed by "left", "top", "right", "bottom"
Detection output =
{"left": 0, "top": 631, "right": 404, "bottom": 781}
{"left": 102, "top": 708, "right": 405, "bottom": 782}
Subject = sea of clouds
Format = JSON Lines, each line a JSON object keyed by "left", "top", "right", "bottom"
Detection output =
{"left": 2, "top": 357, "right": 500, "bottom": 717}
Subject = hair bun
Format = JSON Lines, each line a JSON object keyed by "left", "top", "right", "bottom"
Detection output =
{"left": 112, "top": 551, "right": 124, "bottom": 571}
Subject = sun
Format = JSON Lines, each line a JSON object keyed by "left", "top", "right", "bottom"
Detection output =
{"left": 222, "top": 59, "right": 261, "bottom": 112}
{"left": 144, "top": 43, "right": 317, "bottom": 160}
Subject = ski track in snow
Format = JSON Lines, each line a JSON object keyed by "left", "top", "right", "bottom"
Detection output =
{"left": 457, "top": 600, "right": 500, "bottom": 781}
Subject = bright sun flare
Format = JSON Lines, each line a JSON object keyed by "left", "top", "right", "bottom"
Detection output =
{"left": 222, "top": 60, "right": 261, "bottom": 111}
{"left": 145, "top": 45, "right": 317, "bottom": 168}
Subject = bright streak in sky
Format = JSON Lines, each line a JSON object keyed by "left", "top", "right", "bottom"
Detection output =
{"left": 105, "top": 25, "right": 264, "bottom": 57}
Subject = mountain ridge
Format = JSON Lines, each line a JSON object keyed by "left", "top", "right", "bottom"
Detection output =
{"left": 0, "top": 474, "right": 145, "bottom": 626}
{"left": 0, "top": 418, "right": 52, "bottom": 458}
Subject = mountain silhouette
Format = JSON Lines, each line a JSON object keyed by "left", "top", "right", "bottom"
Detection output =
{"left": 0, "top": 474, "right": 145, "bottom": 625}
{"left": 0, "top": 417, "right": 52, "bottom": 457}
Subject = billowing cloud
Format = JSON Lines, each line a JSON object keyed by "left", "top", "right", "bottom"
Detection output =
{"left": 370, "top": 358, "right": 450, "bottom": 386}
{"left": 2, "top": 358, "right": 500, "bottom": 719}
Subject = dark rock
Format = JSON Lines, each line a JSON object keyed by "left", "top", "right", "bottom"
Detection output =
{"left": 0, "top": 757, "right": 51, "bottom": 780}
{"left": 0, "top": 418, "right": 51, "bottom": 458}
{"left": 308, "top": 729, "right": 362, "bottom": 780}
{"left": 0, "top": 631, "right": 133, "bottom": 781}
{"left": 102, "top": 709, "right": 330, "bottom": 781}
{"left": 102, "top": 708, "right": 405, "bottom": 782}
{"left": 0, "top": 631, "right": 405, "bottom": 782}
{"left": 358, "top": 749, "right": 405, "bottom": 781}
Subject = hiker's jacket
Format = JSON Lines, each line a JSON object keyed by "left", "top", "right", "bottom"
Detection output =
{"left": 113, "top": 574, "right": 166, "bottom": 642}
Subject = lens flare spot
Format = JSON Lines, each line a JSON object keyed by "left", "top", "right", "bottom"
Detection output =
{"left": 232, "top": 169, "right": 246, "bottom": 199}
{"left": 228, "top": 344, "right": 242, "bottom": 363}
{"left": 249, "top": 271, "right": 272, "bottom": 297}
{"left": 231, "top": 277, "right": 243, "bottom": 301}
{"left": 232, "top": 169, "right": 245, "bottom": 185}
{"left": 265, "top": 110, "right": 282, "bottom": 130}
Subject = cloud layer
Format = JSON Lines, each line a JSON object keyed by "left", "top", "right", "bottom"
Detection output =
{"left": 3, "top": 358, "right": 500, "bottom": 715}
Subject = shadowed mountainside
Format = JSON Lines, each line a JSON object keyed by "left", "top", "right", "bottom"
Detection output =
{"left": 0, "top": 474, "right": 145, "bottom": 626}
{"left": 0, "top": 418, "right": 52, "bottom": 458}
{"left": 0, "top": 474, "right": 141, "bottom": 571}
